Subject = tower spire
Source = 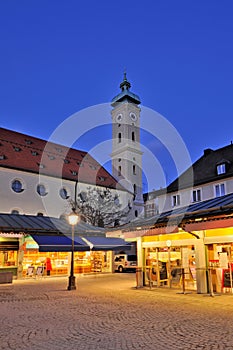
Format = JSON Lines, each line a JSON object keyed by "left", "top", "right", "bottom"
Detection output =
{"left": 120, "top": 71, "right": 131, "bottom": 91}
{"left": 111, "top": 72, "right": 140, "bottom": 106}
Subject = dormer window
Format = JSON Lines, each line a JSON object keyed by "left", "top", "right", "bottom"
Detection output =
{"left": 38, "top": 163, "right": 45, "bottom": 169}
{"left": 90, "top": 165, "right": 97, "bottom": 170}
{"left": 71, "top": 170, "right": 78, "bottom": 176}
{"left": 48, "top": 155, "right": 55, "bottom": 160}
{"left": 31, "top": 151, "right": 39, "bottom": 156}
{"left": 98, "top": 176, "right": 106, "bottom": 182}
{"left": 13, "top": 146, "right": 21, "bottom": 152}
{"left": 217, "top": 163, "right": 226, "bottom": 175}
{"left": 77, "top": 161, "right": 84, "bottom": 167}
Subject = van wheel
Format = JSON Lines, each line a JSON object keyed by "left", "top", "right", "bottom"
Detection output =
{"left": 118, "top": 266, "right": 124, "bottom": 273}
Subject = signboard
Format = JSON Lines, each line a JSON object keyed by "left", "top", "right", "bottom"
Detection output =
{"left": 222, "top": 269, "right": 233, "bottom": 288}
{"left": 219, "top": 252, "right": 228, "bottom": 269}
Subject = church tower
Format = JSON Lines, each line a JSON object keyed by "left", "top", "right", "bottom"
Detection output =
{"left": 111, "top": 73, "right": 144, "bottom": 219}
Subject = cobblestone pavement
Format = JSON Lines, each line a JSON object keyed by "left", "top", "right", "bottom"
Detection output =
{"left": 1, "top": 273, "right": 233, "bottom": 350}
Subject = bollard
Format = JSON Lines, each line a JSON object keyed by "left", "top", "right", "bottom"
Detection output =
{"left": 136, "top": 267, "right": 143, "bottom": 288}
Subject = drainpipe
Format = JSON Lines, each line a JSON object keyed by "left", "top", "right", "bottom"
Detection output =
{"left": 74, "top": 181, "right": 78, "bottom": 210}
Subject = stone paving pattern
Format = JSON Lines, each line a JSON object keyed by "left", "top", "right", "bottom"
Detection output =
{"left": 0, "top": 273, "right": 233, "bottom": 350}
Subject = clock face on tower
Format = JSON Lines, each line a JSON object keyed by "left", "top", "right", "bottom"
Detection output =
{"left": 116, "top": 114, "right": 122, "bottom": 122}
{"left": 130, "top": 112, "right": 137, "bottom": 121}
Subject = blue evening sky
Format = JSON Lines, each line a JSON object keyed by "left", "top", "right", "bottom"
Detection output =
{"left": 0, "top": 1, "right": 233, "bottom": 191}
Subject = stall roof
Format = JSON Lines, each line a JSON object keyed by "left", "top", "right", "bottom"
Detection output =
{"left": 31, "top": 234, "right": 90, "bottom": 252}
{"left": 0, "top": 213, "right": 132, "bottom": 252}
{"left": 82, "top": 236, "right": 132, "bottom": 251}
{"left": 115, "top": 192, "right": 233, "bottom": 232}
{"left": 0, "top": 213, "right": 105, "bottom": 236}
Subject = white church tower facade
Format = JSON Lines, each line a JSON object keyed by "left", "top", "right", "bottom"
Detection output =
{"left": 111, "top": 73, "right": 144, "bottom": 219}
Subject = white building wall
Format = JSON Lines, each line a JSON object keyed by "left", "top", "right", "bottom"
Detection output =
{"left": 155, "top": 176, "right": 233, "bottom": 214}
{"left": 0, "top": 167, "right": 130, "bottom": 219}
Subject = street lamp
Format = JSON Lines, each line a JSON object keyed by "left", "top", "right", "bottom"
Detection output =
{"left": 67, "top": 209, "right": 79, "bottom": 290}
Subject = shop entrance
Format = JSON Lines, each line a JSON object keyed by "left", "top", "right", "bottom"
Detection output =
{"left": 207, "top": 243, "right": 233, "bottom": 294}
{"left": 144, "top": 245, "right": 196, "bottom": 290}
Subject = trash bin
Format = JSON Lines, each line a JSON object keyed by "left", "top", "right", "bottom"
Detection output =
{"left": 136, "top": 267, "right": 143, "bottom": 288}
{"left": 0, "top": 272, "right": 13, "bottom": 284}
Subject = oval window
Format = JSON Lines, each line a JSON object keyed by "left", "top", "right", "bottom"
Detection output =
{"left": 12, "top": 180, "right": 24, "bottom": 193}
{"left": 37, "top": 184, "right": 47, "bottom": 196}
{"left": 59, "top": 188, "right": 69, "bottom": 200}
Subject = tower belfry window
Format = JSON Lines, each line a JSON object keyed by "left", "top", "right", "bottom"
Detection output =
{"left": 118, "top": 166, "right": 121, "bottom": 176}
{"left": 118, "top": 133, "right": 121, "bottom": 143}
{"left": 132, "top": 132, "right": 135, "bottom": 142}
{"left": 133, "top": 165, "right": 136, "bottom": 175}
{"left": 133, "top": 184, "right": 137, "bottom": 200}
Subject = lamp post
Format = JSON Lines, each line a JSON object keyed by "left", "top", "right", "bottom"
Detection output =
{"left": 67, "top": 209, "right": 79, "bottom": 291}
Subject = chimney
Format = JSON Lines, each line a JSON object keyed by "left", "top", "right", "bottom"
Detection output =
{"left": 204, "top": 148, "right": 213, "bottom": 156}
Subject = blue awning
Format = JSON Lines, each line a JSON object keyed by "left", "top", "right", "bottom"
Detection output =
{"left": 31, "top": 234, "right": 90, "bottom": 252}
{"left": 82, "top": 236, "right": 132, "bottom": 251}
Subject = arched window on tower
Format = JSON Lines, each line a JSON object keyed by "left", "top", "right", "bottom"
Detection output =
{"left": 133, "top": 184, "right": 137, "bottom": 200}
{"left": 118, "top": 133, "right": 121, "bottom": 143}
{"left": 132, "top": 131, "right": 135, "bottom": 142}
{"left": 133, "top": 165, "right": 136, "bottom": 175}
{"left": 118, "top": 166, "right": 121, "bottom": 176}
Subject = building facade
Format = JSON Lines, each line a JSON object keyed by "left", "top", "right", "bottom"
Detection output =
{"left": 109, "top": 192, "right": 233, "bottom": 294}
{"left": 0, "top": 127, "right": 130, "bottom": 218}
{"left": 145, "top": 143, "right": 233, "bottom": 216}
{"left": 0, "top": 121, "right": 132, "bottom": 278}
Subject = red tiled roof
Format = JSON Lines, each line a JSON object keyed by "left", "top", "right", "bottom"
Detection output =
{"left": 0, "top": 127, "right": 120, "bottom": 189}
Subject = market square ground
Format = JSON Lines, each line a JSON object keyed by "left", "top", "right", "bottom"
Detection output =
{"left": 0, "top": 273, "right": 233, "bottom": 350}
